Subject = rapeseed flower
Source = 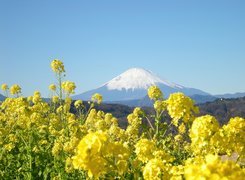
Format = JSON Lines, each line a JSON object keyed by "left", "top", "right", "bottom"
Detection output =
{"left": 51, "top": 59, "right": 65, "bottom": 73}
{"left": 91, "top": 93, "right": 103, "bottom": 104}
{"left": 10, "top": 84, "right": 21, "bottom": 95}
{"left": 148, "top": 86, "right": 163, "bottom": 101}
{"left": 1, "top": 83, "right": 8, "bottom": 91}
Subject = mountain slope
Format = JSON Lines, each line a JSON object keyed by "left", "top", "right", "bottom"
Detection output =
{"left": 70, "top": 97, "right": 245, "bottom": 128}
{"left": 0, "top": 94, "right": 5, "bottom": 101}
{"left": 74, "top": 68, "right": 210, "bottom": 101}
{"left": 108, "top": 94, "right": 218, "bottom": 107}
{"left": 109, "top": 97, "right": 245, "bottom": 126}
{"left": 199, "top": 97, "right": 245, "bottom": 124}
{"left": 215, "top": 92, "right": 245, "bottom": 99}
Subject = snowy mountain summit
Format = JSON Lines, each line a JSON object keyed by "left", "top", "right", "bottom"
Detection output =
{"left": 105, "top": 68, "right": 183, "bottom": 91}
{"left": 74, "top": 68, "right": 209, "bottom": 102}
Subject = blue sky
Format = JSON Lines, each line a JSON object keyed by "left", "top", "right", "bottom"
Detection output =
{"left": 0, "top": 0, "right": 244, "bottom": 97}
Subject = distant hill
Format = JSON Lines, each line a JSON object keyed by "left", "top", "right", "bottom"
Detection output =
{"left": 107, "top": 94, "right": 218, "bottom": 107}
{"left": 85, "top": 96, "right": 245, "bottom": 127}
{"left": 107, "top": 92, "right": 245, "bottom": 107}
{"left": 215, "top": 92, "right": 245, "bottom": 99}
{"left": 198, "top": 97, "right": 245, "bottom": 125}
{"left": 191, "top": 94, "right": 218, "bottom": 104}
{"left": 0, "top": 94, "right": 5, "bottom": 101}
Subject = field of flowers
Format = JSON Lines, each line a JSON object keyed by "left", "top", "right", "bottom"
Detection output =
{"left": 0, "top": 60, "right": 244, "bottom": 179}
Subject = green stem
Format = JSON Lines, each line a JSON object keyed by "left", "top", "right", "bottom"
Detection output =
{"left": 155, "top": 111, "right": 161, "bottom": 138}
{"left": 145, "top": 116, "right": 154, "bottom": 131}
{"left": 58, "top": 72, "right": 63, "bottom": 105}
{"left": 29, "top": 130, "right": 33, "bottom": 180}
{"left": 162, "top": 121, "right": 173, "bottom": 138}
{"left": 236, "top": 154, "right": 241, "bottom": 164}
{"left": 156, "top": 121, "right": 159, "bottom": 136}
{"left": 4, "top": 90, "right": 9, "bottom": 98}
{"left": 84, "top": 103, "right": 94, "bottom": 121}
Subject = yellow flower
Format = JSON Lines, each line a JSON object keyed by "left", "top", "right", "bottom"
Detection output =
{"left": 56, "top": 105, "right": 63, "bottom": 113}
{"left": 10, "top": 84, "right": 21, "bottom": 95}
{"left": 49, "top": 84, "right": 56, "bottom": 91}
{"left": 166, "top": 92, "right": 199, "bottom": 125}
{"left": 148, "top": 86, "right": 163, "bottom": 101}
{"left": 190, "top": 115, "right": 219, "bottom": 154}
{"left": 65, "top": 97, "right": 72, "bottom": 104}
{"left": 4, "top": 143, "right": 15, "bottom": 151}
{"left": 52, "top": 96, "right": 59, "bottom": 103}
{"left": 27, "top": 96, "right": 33, "bottom": 102}
{"left": 153, "top": 150, "right": 174, "bottom": 163}
{"left": 116, "top": 160, "right": 128, "bottom": 175}
{"left": 133, "top": 107, "right": 144, "bottom": 117}
{"left": 222, "top": 117, "right": 245, "bottom": 155}
{"left": 174, "top": 134, "right": 183, "bottom": 142}
{"left": 143, "top": 158, "right": 164, "bottom": 180}
{"left": 74, "top": 100, "right": 83, "bottom": 108}
{"left": 32, "top": 91, "right": 41, "bottom": 104}
{"left": 184, "top": 154, "right": 245, "bottom": 179}
{"left": 211, "top": 117, "right": 245, "bottom": 156}
{"left": 91, "top": 93, "right": 103, "bottom": 104}
{"left": 52, "top": 142, "right": 63, "bottom": 157}
{"left": 154, "top": 100, "right": 166, "bottom": 112}
{"left": 65, "top": 157, "right": 74, "bottom": 173}
{"left": 1, "top": 83, "right": 8, "bottom": 91}
{"left": 72, "top": 131, "right": 108, "bottom": 178}
{"left": 61, "top": 81, "right": 76, "bottom": 94}
{"left": 135, "top": 138, "right": 156, "bottom": 163}
{"left": 8, "top": 134, "right": 17, "bottom": 143}
{"left": 169, "top": 165, "right": 184, "bottom": 179}
{"left": 51, "top": 59, "right": 65, "bottom": 73}
{"left": 178, "top": 123, "right": 186, "bottom": 134}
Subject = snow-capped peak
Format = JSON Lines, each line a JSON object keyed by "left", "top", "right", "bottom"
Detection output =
{"left": 105, "top": 67, "right": 183, "bottom": 91}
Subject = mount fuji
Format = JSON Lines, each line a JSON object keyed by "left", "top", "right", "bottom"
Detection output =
{"left": 73, "top": 68, "right": 210, "bottom": 103}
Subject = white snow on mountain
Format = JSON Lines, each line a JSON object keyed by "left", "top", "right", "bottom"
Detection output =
{"left": 104, "top": 68, "right": 183, "bottom": 91}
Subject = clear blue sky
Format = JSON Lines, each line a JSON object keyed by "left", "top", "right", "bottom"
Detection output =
{"left": 0, "top": 0, "right": 244, "bottom": 97}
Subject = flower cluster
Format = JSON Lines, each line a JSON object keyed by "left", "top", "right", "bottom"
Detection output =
{"left": 74, "top": 100, "right": 83, "bottom": 108}
{"left": 9, "top": 84, "right": 21, "bottom": 95}
{"left": 147, "top": 85, "right": 163, "bottom": 100}
{"left": 72, "top": 131, "right": 130, "bottom": 178}
{"left": 211, "top": 117, "right": 245, "bottom": 157}
{"left": 153, "top": 100, "right": 166, "bottom": 113}
{"left": 184, "top": 154, "right": 245, "bottom": 179}
{"left": 62, "top": 81, "right": 76, "bottom": 94}
{"left": 91, "top": 93, "right": 103, "bottom": 104}
{"left": 166, "top": 92, "right": 199, "bottom": 125}
{"left": 190, "top": 115, "right": 220, "bottom": 154}
{"left": 1, "top": 83, "right": 8, "bottom": 91}
{"left": 143, "top": 158, "right": 165, "bottom": 180}
{"left": 51, "top": 59, "right": 65, "bottom": 73}
{"left": 72, "top": 131, "right": 109, "bottom": 177}
{"left": 49, "top": 84, "right": 56, "bottom": 91}
{"left": 135, "top": 138, "right": 156, "bottom": 163}
{"left": 221, "top": 117, "right": 245, "bottom": 155}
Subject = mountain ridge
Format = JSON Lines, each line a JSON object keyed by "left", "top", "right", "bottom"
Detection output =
{"left": 69, "top": 96, "right": 245, "bottom": 127}
{"left": 0, "top": 94, "right": 5, "bottom": 101}
{"left": 74, "top": 68, "right": 210, "bottom": 101}
{"left": 215, "top": 92, "right": 245, "bottom": 99}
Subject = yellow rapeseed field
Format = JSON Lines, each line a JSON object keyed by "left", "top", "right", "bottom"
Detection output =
{"left": 0, "top": 60, "right": 244, "bottom": 179}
